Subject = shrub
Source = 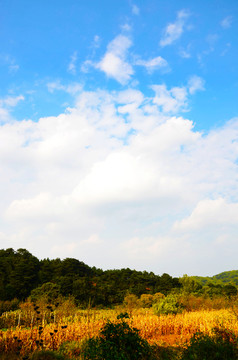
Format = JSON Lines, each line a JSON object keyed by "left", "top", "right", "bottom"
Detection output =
{"left": 81, "top": 313, "right": 154, "bottom": 359}
{"left": 59, "top": 341, "right": 82, "bottom": 358}
{"left": 139, "top": 294, "right": 154, "bottom": 308}
{"left": 181, "top": 328, "right": 238, "bottom": 360}
{"left": 153, "top": 294, "right": 183, "bottom": 315}
{"left": 123, "top": 294, "right": 139, "bottom": 314}
{"left": 0, "top": 299, "right": 19, "bottom": 316}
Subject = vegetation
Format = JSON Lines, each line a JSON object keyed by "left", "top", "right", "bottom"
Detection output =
{"left": 1, "top": 248, "right": 238, "bottom": 358}
{"left": 181, "top": 328, "right": 238, "bottom": 360}
{"left": 80, "top": 313, "right": 154, "bottom": 360}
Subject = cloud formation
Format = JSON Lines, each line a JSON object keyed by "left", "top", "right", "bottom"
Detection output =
{"left": 1, "top": 83, "right": 238, "bottom": 274}
{"left": 135, "top": 56, "right": 169, "bottom": 73}
{"left": 96, "top": 35, "right": 133, "bottom": 84}
{"left": 160, "top": 9, "right": 190, "bottom": 47}
{"left": 188, "top": 75, "right": 205, "bottom": 94}
{"left": 0, "top": 95, "right": 24, "bottom": 122}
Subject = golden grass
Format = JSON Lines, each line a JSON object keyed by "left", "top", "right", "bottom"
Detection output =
{"left": 0, "top": 307, "right": 238, "bottom": 356}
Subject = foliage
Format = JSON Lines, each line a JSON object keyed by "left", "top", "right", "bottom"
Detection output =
{"left": 123, "top": 294, "right": 139, "bottom": 314}
{"left": 0, "top": 248, "right": 40, "bottom": 300}
{"left": 0, "top": 298, "right": 19, "bottom": 316}
{"left": 0, "top": 248, "right": 183, "bottom": 306}
{"left": 195, "top": 270, "right": 238, "bottom": 286}
{"left": 59, "top": 341, "right": 83, "bottom": 358}
{"left": 1, "top": 247, "right": 238, "bottom": 308}
{"left": 153, "top": 294, "right": 184, "bottom": 315}
{"left": 179, "top": 275, "right": 202, "bottom": 294}
{"left": 139, "top": 294, "right": 154, "bottom": 308}
{"left": 181, "top": 328, "right": 238, "bottom": 360}
{"left": 80, "top": 313, "right": 154, "bottom": 359}
{"left": 30, "top": 283, "right": 61, "bottom": 304}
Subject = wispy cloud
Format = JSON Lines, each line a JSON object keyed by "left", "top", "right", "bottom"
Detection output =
{"left": 0, "top": 95, "right": 24, "bottom": 122}
{"left": 47, "top": 80, "right": 82, "bottom": 95}
{"left": 221, "top": 16, "right": 233, "bottom": 29}
{"left": 160, "top": 9, "right": 190, "bottom": 47}
{"left": 132, "top": 4, "right": 140, "bottom": 15}
{"left": 0, "top": 54, "right": 19, "bottom": 74}
{"left": 135, "top": 56, "right": 169, "bottom": 73}
{"left": 92, "top": 35, "right": 101, "bottom": 48}
{"left": 68, "top": 51, "right": 78, "bottom": 75}
{"left": 179, "top": 44, "right": 192, "bottom": 58}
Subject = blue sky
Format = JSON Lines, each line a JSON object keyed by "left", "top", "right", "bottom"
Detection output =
{"left": 0, "top": 0, "right": 238, "bottom": 276}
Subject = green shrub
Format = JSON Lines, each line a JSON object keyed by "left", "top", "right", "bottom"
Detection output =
{"left": 181, "top": 328, "right": 238, "bottom": 360}
{"left": 153, "top": 294, "right": 183, "bottom": 316}
{"left": 81, "top": 313, "right": 154, "bottom": 359}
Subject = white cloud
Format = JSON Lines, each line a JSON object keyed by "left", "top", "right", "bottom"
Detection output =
{"left": 0, "top": 95, "right": 24, "bottom": 107}
{"left": 96, "top": 35, "right": 133, "bottom": 84}
{"left": 80, "top": 60, "right": 94, "bottom": 73}
{"left": 1, "top": 86, "right": 238, "bottom": 275}
{"left": 174, "top": 198, "right": 238, "bottom": 231}
{"left": 188, "top": 75, "right": 205, "bottom": 94}
{"left": 135, "top": 56, "right": 169, "bottom": 73}
{"left": 121, "top": 23, "right": 131, "bottom": 32}
{"left": 160, "top": 9, "right": 190, "bottom": 47}
{"left": 47, "top": 81, "right": 82, "bottom": 95}
{"left": 152, "top": 84, "right": 188, "bottom": 113}
{"left": 0, "top": 95, "right": 24, "bottom": 123}
{"left": 221, "top": 16, "right": 233, "bottom": 29}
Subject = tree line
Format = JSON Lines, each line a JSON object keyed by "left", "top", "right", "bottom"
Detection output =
{"left": 0, "top": 248, "right": 237, "bottom": 309}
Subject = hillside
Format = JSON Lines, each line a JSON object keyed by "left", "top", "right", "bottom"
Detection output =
{"left": 195, "top": 270, "right": 238, "bottom": 286}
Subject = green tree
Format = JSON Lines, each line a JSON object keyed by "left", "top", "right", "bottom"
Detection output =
{"left": 30, "top": 282, "right": 61, "bottom": 304}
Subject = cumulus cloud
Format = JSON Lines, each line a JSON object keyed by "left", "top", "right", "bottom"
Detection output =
{"left": 160, "top": 9, "right": 190, "bottom": 47}
{"left": 1, "top": 85, "right": 238, "bottom": 274}
{"left": 152, "top": 84, "right": 188, "bottom": 113}
{"left": 96, "top": 35, "right": 134, "bottom": 84}
{"left": 174, "top": 198, "right": 238, "bottom": 231}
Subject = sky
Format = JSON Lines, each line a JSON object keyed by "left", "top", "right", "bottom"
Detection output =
{"left": 0, "top": 0, "right": 238, "bottom": 277}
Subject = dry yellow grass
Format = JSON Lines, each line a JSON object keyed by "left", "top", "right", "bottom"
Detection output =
{"left": 0, "top": 307, "right": 238, "bottom": 355}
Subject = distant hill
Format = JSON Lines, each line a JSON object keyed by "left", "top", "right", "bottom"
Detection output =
{"left": 194, "top": 270, "right": 238, "bottom": 286}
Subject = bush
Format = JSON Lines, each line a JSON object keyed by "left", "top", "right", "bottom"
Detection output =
{"left": 59, "top": 341, "right": 82, "bottom": 358}
{"left": 181, "top": 328, "right": 238, "bottom": 360}
{"left": 0, "top": 299, "right": 19, "bottom": 315}
{"left": 81, "top": 313, "right": 154, "bottom": 359}
{"left": 153, "top": 294, "right": 183, "bottom": 316}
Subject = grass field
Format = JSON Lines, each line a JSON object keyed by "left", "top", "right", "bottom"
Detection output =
{"left": 0, "top": 305, "right": 238, "bottom": 358}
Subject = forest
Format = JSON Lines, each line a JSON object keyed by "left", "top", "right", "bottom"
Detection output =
{"left": 1, "top": 248, "right": 238, "bottom": 359}
{"left": 0, "top": 248, "right": 237, "bottom": 307}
